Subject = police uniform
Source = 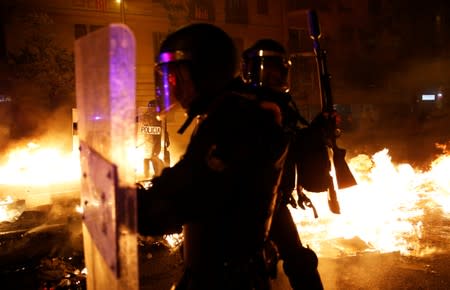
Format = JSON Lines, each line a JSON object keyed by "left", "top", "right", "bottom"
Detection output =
{"left": 139, "top": 107, "right": 162, "bottom": 178}
{"left": 240, "top": 38, "right": 325, "bottom": 290}
{"left": 137, "top": 23, "right": 290, "bottom": 290}
{"left": 138, "top": 89, "right": 289, "bottom": 289}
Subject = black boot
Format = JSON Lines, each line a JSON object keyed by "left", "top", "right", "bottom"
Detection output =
{"left": 282, "top": 247, "right": 324, "bottom": 290}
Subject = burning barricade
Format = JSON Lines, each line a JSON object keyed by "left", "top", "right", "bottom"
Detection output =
{"left": 0, "top": 137, "right": 449, "bottom": 289}
{"left": 0, "top": 141, "right": 85, "bottom": 289}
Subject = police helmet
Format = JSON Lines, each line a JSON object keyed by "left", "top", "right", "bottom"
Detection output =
{"left": 148, "top": 99, "right": 160, "bottom": 109}
{"left": 241, "top": 39, "right": 291, "bottom": 93}
{"left": 154, "top": 23, "right": 238, "bottom": 117}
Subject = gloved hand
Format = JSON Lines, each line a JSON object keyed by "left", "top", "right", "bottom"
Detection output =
{"left": 296, "top": 187, "right": 318, "bottom": 218}
{"left": 310, "top": 110, "right": 342, "bottom": 141}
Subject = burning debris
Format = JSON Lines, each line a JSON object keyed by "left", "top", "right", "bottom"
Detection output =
{"left": 0, "top": 196, "right": 25, "bottom": 222}
{"left": 0, "top": 142, "right": 85, "bottom": 289}
{"left": 138, "top": 235, "right": 184, "bottom": 290}
{"left": 0, "top": 196, "right": 86, "bottom": 289}
{"left": 290, "top": 146, "right": 450, "bottom": 258}
{"left": 37, "top": 256, "right": 86, "bottom": 290}
{"left": 0, "top": 137, "right": 449, "bottom": 289}
{"left": 0, "top": 141, "right": 80, "bottom": 187}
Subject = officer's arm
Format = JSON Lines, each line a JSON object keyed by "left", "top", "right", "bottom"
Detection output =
{"left": 137, "top": 159, "right": 192, "bottom": 236}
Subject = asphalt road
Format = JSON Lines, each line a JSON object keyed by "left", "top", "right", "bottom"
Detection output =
{"left": 274, "top": 252, "right": 450, "bottom": 290}
{"left": 138, "top": 245, "right": 450, "bottom": 290}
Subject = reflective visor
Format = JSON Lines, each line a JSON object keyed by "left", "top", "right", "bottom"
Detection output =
{"left": 154, "top": 51, "right": 192, "bottom": 114}
{"left": 154, "top": 63, "right": 179, "bottom": 113}
{"left": 259, "top": 56, "right": 291, "bottom": 92}
{"left": 244, "top": 50, "right": 291, "bottom": 92}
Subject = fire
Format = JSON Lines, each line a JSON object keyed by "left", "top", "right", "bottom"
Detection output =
{"left": 291, "top": 147, "right": 450, "bottom": 258}
{"left": 1, "top": 140, "right": 448, "bottom": 260}
{"left": 0, "top": 142, "right": 80, "bottom": 186}
{"left": 0, "top": 195, "right": 24, "bottom": 222}
{"left": 0, "top": 142, "right": 81, "bottom": 222}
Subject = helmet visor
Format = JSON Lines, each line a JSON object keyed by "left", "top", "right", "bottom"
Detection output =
{"left": 259, "top": 56, "right": 291, "bottom": 92}
{"left": 242, "top": 50, "right": 291, "bottom": 93}
{"left": 154, "top": 62, "right": 180, "bottom": 114}
{"left": 154, "top": 51, "right": 194, "bottom": 115}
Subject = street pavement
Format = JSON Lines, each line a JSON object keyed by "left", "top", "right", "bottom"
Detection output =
{"left": 138, "top": 241, "right": 450, "bottom": 290}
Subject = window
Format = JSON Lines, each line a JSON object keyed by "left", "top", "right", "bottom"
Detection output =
{"left": 191, "top": 0, "right": 215, "bottom": 21}
{"left": 72, "top": 0, "right": 110, "bottom": 11}
{"left": 288, "top": 28, "right": 311, "bottom": 53}
{"left": 225, "top": 0, "right": 248, "bottom": 24}
{"left": 287, "top": 0, "right": 329, "bottom": 11}
{"left": 94, "top": 0, "right": 107, "bottom": 11}
{"left": 74, "top": 24, "right": 105, "bottom": 39}
{"left": 290, "top": 56, "right": 315, "bottom": 101}
{"left": 257, "top": 0, "right": 268, "bottom": 15}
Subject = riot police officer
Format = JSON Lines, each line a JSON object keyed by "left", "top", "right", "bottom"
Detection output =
{"left": 240, "top": 38, "right": 325, "bottom": 290}
{"left": 137, "top": 23, "right": 290, "bottom": 290}
{"left": 139, "top": 99, "right": 164, "bottom": 178}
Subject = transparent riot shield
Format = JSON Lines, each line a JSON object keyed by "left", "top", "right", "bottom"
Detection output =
{"left": 75, "top": 24, "right": 138, "bottom": 290}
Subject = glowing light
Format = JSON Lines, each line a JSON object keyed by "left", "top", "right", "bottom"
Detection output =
{"left": 0, "top": 195, "right": 24, "bottom": 222}
{"left": 0, "top": 142, "right": 81, "bottom": 186}
{"left": 290, "top": 147, "right": 450, "bottom": 258}
{"left": 421, "top": 94, "right": 436, "bottom": 101}
{"left": 163, "top": 233, "right": 183, "bottom": 249}
{"left": 1, "top": 138, "right": 448, "bottom": 259}
{"left": 75, "top": 204, "right": 84, "bottom": 214}
{"left": 0, "top": 142, "right": 81, "bottom": 222}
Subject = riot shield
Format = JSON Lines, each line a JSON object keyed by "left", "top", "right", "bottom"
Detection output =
{"left": 75, "top": 24, "right": 138, "bottom": 290}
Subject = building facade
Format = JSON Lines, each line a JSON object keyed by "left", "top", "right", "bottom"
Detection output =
{"left": 1, "top": 0, "right": 449, "bottom": 145}
{"left": 1, "top": 0, "right": 290, "bottom": 107}
{"left": 0, "top": 0, "right": 291, "bottom": 153}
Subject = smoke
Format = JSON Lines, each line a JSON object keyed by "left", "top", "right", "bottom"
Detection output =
{"left": 335, "top": 56, "right": 450, "bottom": 169}
{"left": 388, "top": 58, "right": 450, "bottom": 92}
{"left": 1, "top": 100, "right": 74, "bottom": 155}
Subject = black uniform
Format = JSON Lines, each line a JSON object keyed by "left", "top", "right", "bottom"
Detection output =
{"left": 139, "top": 106, "right": 163, "bottom": 178}
{"left": 267, "top": 90, "right": 325, "bottom": 290}
{"left": 138, "top": 88, "right": 289, "bottom": 290}
{"left": 233, "top": 80, "right": 323, "bottom": 290}
{"left": 240, "top": 38, "right": 325, "bottom": 290}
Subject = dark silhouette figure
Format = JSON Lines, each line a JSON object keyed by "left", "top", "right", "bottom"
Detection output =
{"left": 240, "top": 39, "right": 325, "bottom": 290}
{"left": 137, "top": 23, "right": 290, "bottom": 290}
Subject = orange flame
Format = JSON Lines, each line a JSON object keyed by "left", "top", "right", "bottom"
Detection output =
{"left": 1, "top": 141, "right": 448, "bottom": 260}
{"left": 0, "top": 142, "right": 80, "bottom": 186}
{"left": 291, "top": 148, "right": 450, "bottom": 258}
{"left": 0, "top": 142, "right": 81, "bottom": 221}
